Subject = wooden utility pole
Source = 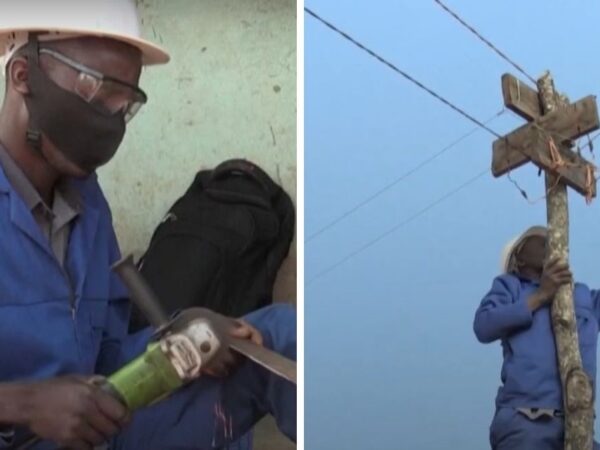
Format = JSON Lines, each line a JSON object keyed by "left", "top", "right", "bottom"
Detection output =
{"left": 493, "top": 71, "right": 599, "bottom": 450}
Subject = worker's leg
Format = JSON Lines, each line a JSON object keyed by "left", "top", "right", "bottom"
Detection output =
{"left": 111, "top": 304, "right": 296, "bottom": 450}
{"left": 490, "top": 408, "right": 563, "bottom": 450}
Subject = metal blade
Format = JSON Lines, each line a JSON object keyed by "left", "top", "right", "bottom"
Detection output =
{"left": 229, "top": 338, "right": 296, "bottom": 385}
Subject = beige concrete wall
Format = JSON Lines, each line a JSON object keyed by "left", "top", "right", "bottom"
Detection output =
{"left": 99, "top": 0, "right": 297, "bottom": 302}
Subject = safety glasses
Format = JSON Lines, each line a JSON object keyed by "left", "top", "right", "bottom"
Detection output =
{"left": 39, "top": 47, "right": 147, "bottom": 123}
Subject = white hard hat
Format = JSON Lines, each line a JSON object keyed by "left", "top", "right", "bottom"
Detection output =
{"left": 0, "top": 0, "right": 170, "bottom": 67}
{"left": 500, "top": 226, "right": 547, "bottom": 273}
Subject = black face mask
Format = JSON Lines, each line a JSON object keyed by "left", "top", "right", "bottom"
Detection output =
{"left": 23, "top": 37, "right": 126, "bottom": 174}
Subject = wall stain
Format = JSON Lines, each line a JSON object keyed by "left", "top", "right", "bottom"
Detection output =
{"left": 270, "top": 125, "right": 277, "bottom": 146}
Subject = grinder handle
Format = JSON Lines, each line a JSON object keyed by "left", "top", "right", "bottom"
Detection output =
{"left": 111, "top": 255, "right": 170, "bottom": 329}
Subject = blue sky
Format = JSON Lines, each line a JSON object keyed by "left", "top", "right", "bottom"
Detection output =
{"left": 304, "top": 1, "right": 600, "bottom": 448}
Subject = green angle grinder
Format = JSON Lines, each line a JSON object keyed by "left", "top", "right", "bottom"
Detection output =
{"left": 15, "top": 255, "right": 296, "bottom": 449}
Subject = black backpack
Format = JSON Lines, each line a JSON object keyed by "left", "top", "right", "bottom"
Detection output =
{"left": 128, "top": 159, "right": 295, "bottom": 332}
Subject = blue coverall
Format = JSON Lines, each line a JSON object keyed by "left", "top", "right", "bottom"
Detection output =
{"left": 475, "top": 273, "right": 599, "bottom": 449}
{"left": 0, "top": 166, "right": 296, "bottom": 449}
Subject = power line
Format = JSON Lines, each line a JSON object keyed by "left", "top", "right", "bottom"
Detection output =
{"left": 306, "top": 109, "right": 505, "bottom": 243}
{"left": 307, "top": 4, "right": 594, "bottom": 189}
{"left": 304, "top": 6, "right": 599, "bottom": 285}
{"left": 304, "top": 7, "right": 502, "bottom": 139}
{"left": 307, "top": 167, "right": 490, "bottom": 285}
{"left": 433, "top": 0, "right": 537, "bottom": 85}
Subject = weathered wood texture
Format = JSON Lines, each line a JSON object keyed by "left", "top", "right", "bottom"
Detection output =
{"left": 502, "top": 73, "right": 541, "bottom": 121}
{"left": 492, "top": 95, "right": 599, "bottom": 197}
{"left": 539, "top": 72, "right": 594, "bottom": 450}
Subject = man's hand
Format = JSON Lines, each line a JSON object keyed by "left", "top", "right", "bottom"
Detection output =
{"left": 528, "top": 257, "right": 572, "bottom": 311}
{"left": 168, "top": 308, "right": 263, "bottom": 377}
{"left": 22, "top": 376, "right": 129, "bottom": 450}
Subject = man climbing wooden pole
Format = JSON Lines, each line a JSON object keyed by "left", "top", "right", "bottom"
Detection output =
{"left": 488, "top": 71, "right": 599, "bottom": 449}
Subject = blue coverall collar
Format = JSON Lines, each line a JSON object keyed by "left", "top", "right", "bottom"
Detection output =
{"left": 0, "top": 150, "right": 102, "bottom": 287}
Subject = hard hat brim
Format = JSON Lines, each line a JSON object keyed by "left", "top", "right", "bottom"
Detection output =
{"left": 0, "top": 27, "right": 170, "bottom": 66}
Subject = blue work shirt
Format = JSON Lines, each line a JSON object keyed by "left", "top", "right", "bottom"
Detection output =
{"left": 0, "top": 165, "right": 148, "bottom": 383}
{"left": 474, "top": 274, "right": 600, "bottom": 410}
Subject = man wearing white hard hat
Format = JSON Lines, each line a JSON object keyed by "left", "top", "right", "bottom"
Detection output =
{"left": 474, "top": 226, "right": 600, "bottom": 449}
{"left": 0, "top": 1, "right": 296, "bottom": 449}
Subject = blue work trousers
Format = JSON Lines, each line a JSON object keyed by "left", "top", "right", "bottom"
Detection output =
{"left": 491, "top": 407, "right": 600, "bottom": 450}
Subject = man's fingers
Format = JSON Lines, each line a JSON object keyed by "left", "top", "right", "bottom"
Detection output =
{"left": 79, "top": 423, "right": 106, "bottom": 447}
{"left": 229, "top": 320, "right": 263, "bottom": 346}
{"left": 553, "top": 269, "right": 572, "bottom": 278}
{"left": 67, "top": 375, "right": 93, "bottom": 385}
{"left": 557, "top": 271, "right": 573, "bottom": 278}
{"left": 551, "top": 271, "right": 573, "bottom": 286}
{"left": 92, "top": 389, "right": 129, "bottom": 427}
{"left": 121, "top": 411, "right": 132, "bottom": 426}
{"left": 204, "top": 349, "right": 239, "bottom": 377}
{"left": 546, "top": 263, "right": 569, "bottom": 276}
{"left": 553, "top": 268, "right": 572, "bottom": 277}
{"left": 545, "top": 258, "right": 572, "bottom": 275}
{"left": 65, "top": 439, "right": 93, "bottom": 450}
{"left": 250, "top": 327, "right": 263, "bottom": 346}
{"left": 553, "top": 263, "right": 569, "bottom": 272}
{"left": 229, "top": 320, "right": 253, "bottom": 338}
{"left": 217, "top": 351, "right": 237, "bottom": 369}
{"left": 86, "top": 404, "right": 120, "bottom": 440}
